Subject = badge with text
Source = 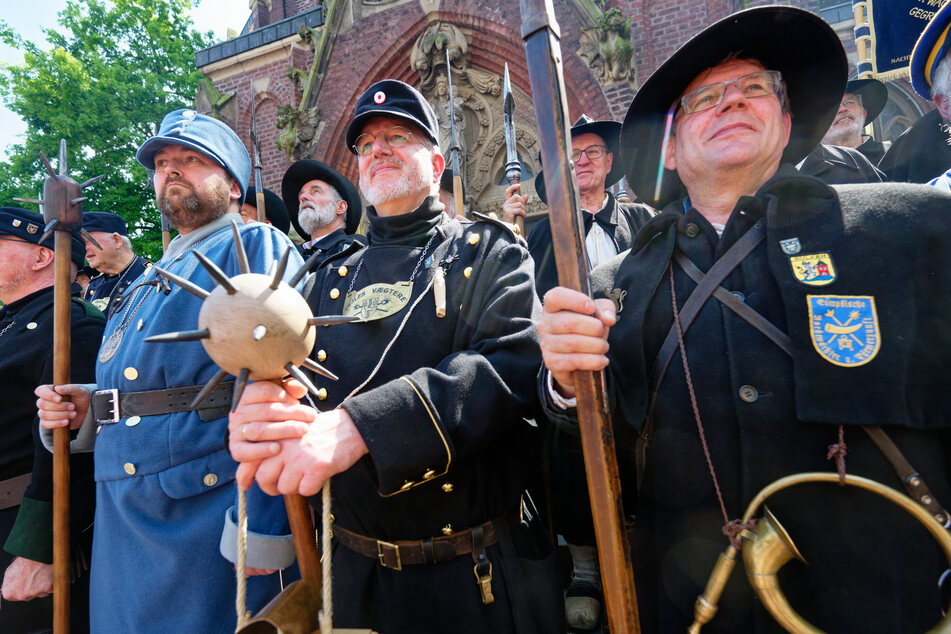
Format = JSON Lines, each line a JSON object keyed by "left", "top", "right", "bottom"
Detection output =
{"left": 790, "top": 253, "right": 836, "bottom": 286}
{"left": 779, "top": 237, "right": 801, "bottom": 255}
{"left": 808, "top": 295, "right": 880, "bottom": 367}
{"left": 343, "top": 281, "right": 413, "bottom": 321}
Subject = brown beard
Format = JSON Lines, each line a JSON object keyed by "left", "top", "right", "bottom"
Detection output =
{"left": 157, "top": 178, "right": 231, "bottom": 230}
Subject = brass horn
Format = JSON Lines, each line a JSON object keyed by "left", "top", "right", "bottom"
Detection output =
{"left": 689, "top": 472, "right": 951, "bottom": 634}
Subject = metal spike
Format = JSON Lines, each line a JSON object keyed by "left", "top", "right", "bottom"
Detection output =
{"left": 144, "top": 329, "right": 211, "bottom": 343}
{"left": 39, "top": 219, "right": 59, "bottom": 244}
{"left": 270, "top": 247, "right": 291, "bottom": 290}
{"left": 302, "top": 357, "right": 339, "bottom": 381}
{"left": 79, "top": 174, "right": 106, "bottom": 189}
{"left": 289, "top": 250, "right": 321, "bottom": 287}
{"left": 71, "top": 196, "right": 88, "bottom": 205}
{"left": 285, "top": 363, "right": 323, "bottom": 398}
{"left": 230, "top": 219, "right": 250, "bottom": 274}
{"left": 194, "top": 250, "right": 237, "bottom": 294}
{"left": 39, "top": 152, "right": 56, "bottom": 179}
{"left": 503, "top": 63, "right": 515, "bottom": 115}
{"left": 231, "top": 368, "right": 250, "bottom": 412}
{"left": 308, "top": 314, "right": 360, "bottom": 327}
{"left": 12, "top": 197, "right": 44, "bottom": 206}
{"left": 190, "top": 368, "right": 229, "bottom": 410}
{"left": 80, "top": 228, "right": 102, "bottom": 250}
{"left": 153, "top": 266, "right": 210, "bottom": 300}
{"left": 58, "top": 140, "right": 67, "bottom": 176}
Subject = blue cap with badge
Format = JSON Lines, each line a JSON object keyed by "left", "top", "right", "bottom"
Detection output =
{"left": 0, "top": 207, "right": 86, "bottom": 267}
{"left": 346, "top": 80, "right": 440, "bottom": 153}
{"left": 135, "top": 109, "right": 251, "bottom": 199}
{"left": 83, "top": 211, "right": 129, "bottom": 236}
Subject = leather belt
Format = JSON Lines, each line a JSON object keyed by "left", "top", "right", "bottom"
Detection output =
{"left": 333, "top": 520, "right": 498, "bottom": 571}
{"left": 91, "top": 381, "right": 234, "bottom": 424}
{"left": 0, "top": 473, "right": 31, "bottom": 511}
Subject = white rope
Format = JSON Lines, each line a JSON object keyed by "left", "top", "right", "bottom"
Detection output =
{"left": 234, "top": 485, "right": 251, "bottom": 630}
{"left": 318, "top": 480, "right": 333, "bottom": 634}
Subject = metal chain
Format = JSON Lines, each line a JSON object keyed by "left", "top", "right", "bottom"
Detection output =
{"left": 0, "top": 321, "right": 15, "bottom": 338}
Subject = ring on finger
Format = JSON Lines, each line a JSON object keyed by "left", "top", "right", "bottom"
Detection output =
{"left": 241, "top": 425, "right": 250, "bottom": 441}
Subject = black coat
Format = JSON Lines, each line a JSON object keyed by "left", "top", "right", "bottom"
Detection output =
{"left": 526, "top": 192, "right": 654, "bottom": 298}
{"left": 797, "top": 143, "right": 886, "bottom": 185}
{"left": 303, "top": 197, "right": 562, "bottom": 634}
{"left": 297, "top": 228, "right": 367, "bottom": 271}
{"left": 0, "top": 284, "right": 104, "bottom": 633}
{"left": 83, "top": 255, "right": 150, "bottom": 319}
{"left": 856, "top": 136, "right": 889, "bottom": 166}
{"left": 542, "top": 166, "right": 951, "bottom": 633}
{"left": 879, "top": 109, "right": 951, "bottom": 183}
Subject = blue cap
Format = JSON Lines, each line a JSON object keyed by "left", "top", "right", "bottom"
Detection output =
{"left": 83, "top": 211, "right": 128, "bottom": 236}
{"left": 346, "top": 80, "right": 440, "bottom": 153}
{"left": 0, "top": 207, "right": 85, "bottom": 267}
{"left": 910, "top": 1, "right": 951, "bottom": 100}
{"left": 136, "top": 109, "right": 251, "bottom": 199}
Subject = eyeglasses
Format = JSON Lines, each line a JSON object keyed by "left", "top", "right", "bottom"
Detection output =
{"left": 679, "top": 70, "right": 784, "bottom": 115}
{"left": 353, "top": 126, "right": 418, "bottom": 156}
{"left": 571, "top": 145, "right": 609, "bottom": 162}
{"left": 840, "top": 95, "right": 862, "bottom": 109}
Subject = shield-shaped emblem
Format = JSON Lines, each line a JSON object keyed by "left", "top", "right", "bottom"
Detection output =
{"left": 790, "top": 253, "right": 836, "bottom": 286}
{"left": 808, "top": 295, "right": 880, "bottom": 367}
{"left": 27, "top": 223, "right": 38, "bottom": 234}
{"left": 779, "top": 238, "right": 801, "bottom": 255}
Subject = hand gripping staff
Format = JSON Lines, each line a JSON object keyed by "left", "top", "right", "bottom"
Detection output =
{"left": 14, "top": 140, "right": 104, "bottom": 633}
{"left": 518, "top": 1, "right": 641, "bottom": 631}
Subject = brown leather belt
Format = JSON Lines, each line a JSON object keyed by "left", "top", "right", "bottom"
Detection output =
{"left": 333, "top": 521, "right": 498, "bottom": 571}
{"left": 91, "top": 381, "right": 234, "bottom": 424}
{"left": 0, "top": 473, "right": 31, "bottom": 511}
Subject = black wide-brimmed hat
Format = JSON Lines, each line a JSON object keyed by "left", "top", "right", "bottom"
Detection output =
{"left": 534, "top": 114, "right": 624, "bottom": 205}
{"left": 243, "top": 188, "right": 290, "bottom": 236}
{"left": 620, "top": 6, "right": 847, "bottom": 208}
{"left": 281, "top": 160, "right": 363, "bottom": 237}
{"left": 845, "top": 78, "right": 888, "bottom": 125}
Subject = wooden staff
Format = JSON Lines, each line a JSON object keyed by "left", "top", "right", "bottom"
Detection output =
{"left": 518, "top": 1, "right": 641, "bottom": 631}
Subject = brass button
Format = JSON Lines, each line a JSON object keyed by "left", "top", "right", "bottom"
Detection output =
{"left": 423, "top": 469, "right": 436, "bottom": 480}
{"left": 338, "top": 266, "right": 348, "bottom": 277}
{"left": 317, "top": 350, "right": 327, "bottom": 362}
{"left": 685, "top": 223, "right": 700, "bottom": 237}
{"left": 467, "top": 234, "right": 480, "bottom": 245}
{"left": 125, "top": 416, "right": 141, "bottom": 427}
{"left": 124, "top": 367, "right": 139, "bottom": 381}
{"left": 441, "top": 524, "right": 453, "bottom": 535}
{"left": 123, "top": 462, "right": 136, "bottom": 475}
{"left": 442, "top": 483, "right": 454, "bottom": 493}
{"left": 463, "top": 266, "right": 472, "bottom": 279}
{"left": 330, "top": 288, "right": 340, "bottom": 300}
{"left": 203, "top": 473, "right": 219, "bottom": 487}
{"left": 26, "top": 322, "right": 37, "bottom": 330}
{"left": 400, "top": 480, "right": 414, "bottom": 491}
{"left": 317, "top": 388, "right": 328, "bottom": 401}
{"left": 738, "top": 385, "right": 759, "bottom": 403}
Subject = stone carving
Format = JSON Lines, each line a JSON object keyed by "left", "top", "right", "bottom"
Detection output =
{"left": 410, "top": 22, "right": 469, "bottom": 90}
{"left": 275, "top": 23, "right": 325, "bottom": 160}
{"left": 194, "top": 78, "right": 237, "bottom": 127}
{"left": 578, "top": 8, "right": 637, "bottom": 87}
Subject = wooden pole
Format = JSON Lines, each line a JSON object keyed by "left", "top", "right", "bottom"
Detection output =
{"left": 52, "top": 230, "right": 72, "bottom": 633}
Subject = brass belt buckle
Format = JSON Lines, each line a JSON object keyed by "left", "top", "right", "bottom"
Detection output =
{"left": 473, "top": 561, "right": 494, "bottom": 604}
{"left": 377, "top": 539, "right": 402, "bottom": 571}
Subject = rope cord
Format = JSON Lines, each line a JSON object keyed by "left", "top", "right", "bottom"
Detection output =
{"left": 319, "top": 480, "right": 333, "bottom": 634}
{"left": 234, "top": 485, "right": 251, "bottom": 630}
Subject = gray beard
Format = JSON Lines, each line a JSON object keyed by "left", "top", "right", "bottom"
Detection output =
{"left": 298, "top": 201, "right": 338, "bottom": 237}
{"left": 157, "top": 181, "right": 230, "bottom": 230}
{"left": 360, "top": 157, "right": 432, "bottom": 208}
{"left": 823, "top": 119, "right": 864, "bottom": 148}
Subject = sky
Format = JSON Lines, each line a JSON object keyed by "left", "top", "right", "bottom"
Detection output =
{"left": 0, "top": 0, "right": 252, "bottom": 160}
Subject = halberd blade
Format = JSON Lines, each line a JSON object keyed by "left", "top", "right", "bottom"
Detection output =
{"left": 503, "top": 63, "right": 515, "bottom": 115}
{"left": 194, "top": 250, "right": 237, "bottom": 294}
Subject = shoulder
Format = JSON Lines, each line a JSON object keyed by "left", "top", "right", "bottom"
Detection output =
{"left": 469, "top": 211, "right": 525, "bottom": 246}
{"left": 70, "top": 296, "right": 106, "bottom": 322}
{"left": 616, "top": 200, "right": 657, "bottom": 226}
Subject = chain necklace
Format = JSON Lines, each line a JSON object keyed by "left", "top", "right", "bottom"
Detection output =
{"left": 0, "top": 320, "right": 15, "bottom": 339}
{"left": 102, "top": 255, "right": 146, "bottom": 310}
{"left": 345, "top": 230, "right": 439, "bottom": 295}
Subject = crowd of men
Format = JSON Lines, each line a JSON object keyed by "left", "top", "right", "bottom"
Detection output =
{"left": 2, "top": 3, "right": 951, "bottom": 633}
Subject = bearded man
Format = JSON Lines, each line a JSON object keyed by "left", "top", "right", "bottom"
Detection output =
{"left": 35, "top": 109, "right": 303, "bottom": 633}
{"left": 81, "top": 211, "right": 151, "bottom": 318}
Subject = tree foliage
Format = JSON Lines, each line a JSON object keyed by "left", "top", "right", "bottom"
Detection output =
{"left": 0, "top": 0, "right": 215, "bottom": 260}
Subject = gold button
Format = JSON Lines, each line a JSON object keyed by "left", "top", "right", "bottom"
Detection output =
{"left": 123, "top": 463, "right": 136, "bottom": 475}
{"left": 330, "top": 288, "right": 340, "bottom": 300}
{"left": 137, "top": 319, "right": 144, "bottom": 331}
{"left": 145, "top": 263, "right": 153, "bottom": 270}
{"left": 26, "top": 322, "right": 37, "bottom": 330}
{"left": 467, "top": 234, "right": 480, "bottom": 245}
{"left": 423, "top": 469, "right": 436, "bottom": 480}
{"left": 338, "top": 266, "right": 348, "bottom": 277}
{"left": 441, "top": 524, "right": 453, "bottom": 535}
{"left": 442, "top": 483, "right": 454, "bottom": 493}
{"left": 317, "top": 388, "right": 328, "bottom": 401}
{"left": 203, "top": 473, "right": 219, "bottom": 487}
{"left": 400, "top": 480, "right": 414, "bottom": 491}
{"left": 463, "top": 266, "right": 472, "bottom": 279}
{"left": 685, "top": 223, "right": 700, "bottom": 237}
{"left": 317, "top": 350, "right": 327, "bottom": 362}
{"left": 124, "top": 367, "right": 139, "bottom": 381}
{"left": 125, "top": 416, "right": 141, "bottom": 427}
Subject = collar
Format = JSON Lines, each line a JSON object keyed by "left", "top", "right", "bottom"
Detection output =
{"left": 302, "top": 228, "right": 348, "bottom": 251}
{"left": 0, "top": 284, "right": 82, "bottom": 323}
{"left": 366, "top": 196, "right": 445, "bottom": 246}
{"left": 162, "top": 213, "right": 242, "bottom": 263}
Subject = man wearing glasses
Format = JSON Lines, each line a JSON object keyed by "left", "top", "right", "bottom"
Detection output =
{"left": 538, "top": 7, "right": 951, "bottom": 633}
{"left": 228, "top": 80, "right": 562, "bottom": 633}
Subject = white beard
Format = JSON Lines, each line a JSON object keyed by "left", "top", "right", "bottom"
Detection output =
{"left": 823, "top": 117, "right": 864, "bottom": 147}
{"left": 298, "top": 200, "right": 338, "bottom": 237}
{"left": 360, "top": 155, "right": 432, "bottom": 207}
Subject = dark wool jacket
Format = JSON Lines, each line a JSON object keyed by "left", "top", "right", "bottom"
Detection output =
{"left": 83, "top": 255, "right": 151, "bottom": 319}
{"left": 797, "top": 143, "right": 886, "bottom": 185}
{"left": 856, "top": 136, "right": 889, "bottom": 166}
{"left": 879, "top": 109, "right": 951, "bottom": 183}
{"left": 297, "top": 227, "right": 367, "bottom": 271}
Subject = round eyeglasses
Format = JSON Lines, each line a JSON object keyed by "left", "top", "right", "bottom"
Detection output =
{"left": 353, "top": 126, "right": 418, "bottom": 156}
{"left": 680, "top": 70, "right": 784, "bottom": 115}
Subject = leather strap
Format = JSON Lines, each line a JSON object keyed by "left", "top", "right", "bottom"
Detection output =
{"left": 92, "top": 381, "right": 235, "bottom": 424}
{"left": 333, "top": 520, "right": 498, "bottom": 571}
{"left": 0, "top": 473, "right": 31, "bottom": 511}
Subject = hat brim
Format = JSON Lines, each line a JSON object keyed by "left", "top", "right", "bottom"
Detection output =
{"left": 535, "top": 120, "right": 624, "bottom": 206}
{"left": 620, "top": 6, "right": 847, "bottom": 208}
{"left": 910, "top": 1, "right": 951, "bottom": 100}
{"left": 845, "top": 78, "right": 888, "bottom": 125}
{"left": 281, "top": 160, "right": 363, "bottom": 237}
{"left": 345, "top": 109, "right": 440, "bottom": 153}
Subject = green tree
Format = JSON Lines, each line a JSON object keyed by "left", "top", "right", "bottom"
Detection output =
{"left": 0, "top": 0, "right": 215, "bottom": 260}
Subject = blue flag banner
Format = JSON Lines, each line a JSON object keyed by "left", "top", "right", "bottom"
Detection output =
{"left": 853, "top": 0, "right": 949, "bottom": 80}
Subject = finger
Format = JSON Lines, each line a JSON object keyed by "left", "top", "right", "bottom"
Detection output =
{"left": 242, "top": 420, "right": 311, "bottom": 442}
{"left": 235, "top": 462, "right": 260, "bottom": 491}
{"left": 276, "top": 462, "right": 304, "bottom": 496}
{"left": 298, "top": 470, "right": 326, "bottom": 497}
{"left": 253, "top": 456, "right": 286, "bottom": 497}
{"left": 230, "top": 401, "right": 316, "bottom": 431}
{"left": 230, "top": 440, "right": 281, "bottom": 464}
{"left": 593, "top": 298, "right": 618, "bottom": 326}
{"left": 281, "top": 378, "right": 308, "bottom": 400}
{"left": 544, "top": 350, "right": 611, "bottom": 375}
{"left": 541, "top": 287, "right": 599, "bottom": 315}
{"left": 235, "top": 380, "right": 299, "bottom": 407}
{"left": 540, "top": 311, "right": 611, "bottom": 340}
{"left": 540, "top": 330, "right": 611, "bottom": 356}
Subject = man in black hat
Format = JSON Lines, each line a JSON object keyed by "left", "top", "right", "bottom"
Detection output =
{"left": 81, "top": 211, "right": 151, "bottom": 318}
{"left": 538, "top": 7, "right": 951, "bottom": 633}
{"left": 0, "top": 207, "right": 102, "bottom": 633}
{"left": 229, "top": 79, "right": 562, "bottom": 633}
{"left": 281, "top": 159, "right": 366, "bottom": 268}
{"left": 239, "top": 187, "right": 292, "bottom": 237}
{"left": 821, "top": 79, "right": 891, "bottom": 164}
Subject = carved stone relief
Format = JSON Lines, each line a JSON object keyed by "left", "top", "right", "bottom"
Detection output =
{"left": 578, "top": 8, "right": 637, "bottom": 88}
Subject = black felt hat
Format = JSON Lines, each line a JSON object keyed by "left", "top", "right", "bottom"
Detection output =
{"left": 83, "top": 211, "right": 128, "bottom": 236}
{"left": 534, "top": 115, "right": 624, "bottom": 206}
{"left": 0, "top": 207, "right": 85, "bottom": 267}
{"left": 620, "top": 6, "right": 848, "bottom": 208}
{"left": 244, "top": 188, "right": 291, "bottom": 236}
{"left": 281, "top": 160, "right": 363, "bottom": 237}
{"left": 844, "top": 78, "right": 888, "bottom": 125}
{"left": 346, "top": 80, "right": 440, "bottom": 152}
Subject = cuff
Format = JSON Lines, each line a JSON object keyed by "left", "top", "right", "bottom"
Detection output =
{"left": 4, "top": 497, "right": 53, "bottom": 563}
{"left": 40, "top": 383, "right": 97, "bottom": 455}
{"left": 547, "top": 370, "right": 577, "bottom": 409}
{"left": 219, "top": 507, "right": 296, "bottom": 570}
